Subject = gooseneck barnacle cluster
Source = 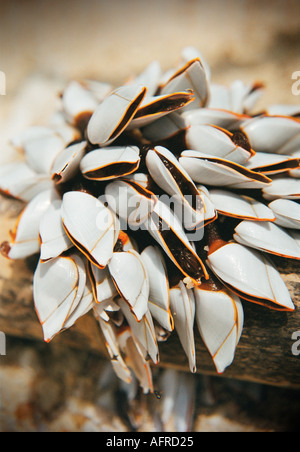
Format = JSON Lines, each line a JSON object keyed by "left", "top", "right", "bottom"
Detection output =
{"left": 1, "top": 47, "right": 299, "bottom": 393}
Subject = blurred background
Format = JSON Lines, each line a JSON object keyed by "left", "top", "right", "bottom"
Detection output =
{"left": 1, "top": 0, "right": 300, "bottom": 152}
{"left": 1, "top": 0, "right": 300, "bottom": 157}
{"left": 0, "top": 0, "right": 300, "bottom": 432}
{"left": 0, "top": 0, "right": 299, "bottom": 89}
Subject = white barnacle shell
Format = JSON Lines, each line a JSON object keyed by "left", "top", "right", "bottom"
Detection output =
{"left": 117, "top": 297, "right": 159, "bottom": 365}
{"left": 87, "top": 84, "right": 147, "bottom": 146}
{"left": 181, "top": 46, "right": 211, "bottom": 81}
{"left": 207, "top": 240, "right": 295, "bottom": 312}
{"left": 62, "top": 80, "right": 99, "bottom": 128}
{"left": 61, "top": 191, "right": 118, "bottom": 269}
{"left": 39, "top": 200, "right": 73, "bottom": 262}
{"left": 194, "top": 279, "right": 244, "bottom": 374}
{"left": 96, "top": 318, "right": 132, "bottom": 385}
{"left": 123, "top": 172, "right": 152, "bottom": 189}
{"left": 80, "top": 146, "right": 140, "bottom": 181}
{"left": 22, "top": 128, "right": 67, "bottom": 175}
{"left": 179, "top": 151, "right": 272, "bottom": 189}
{"left": 128, "top": 91, "right": 195, "bottom": 129}
{"left": 33, "top": 253, "right": 87, "bottom": 342}
{"left": 181, "top": 107, "right": 248, "bottom": 130}
{"left": 169, "top": 281, "right": 196, "bottom": 373}
{"left": 265, "top": 104, "right": 300, "bottom": 117}
{"left": 208, "top": 189, "right": 275, "bottom": 222}
{"left": 233, "top": 220, "right": 300, "bottom": 260}
{"left": 108, "top": 250, "right": 149, "bottom": 322}
{"left": 146, "top": 200, "right": 209, "bottom": 284}
{"left": 117, "top": 326, "right": 154, "bottom": 394}
{"left": 1, "top": 189, "right": 60, "bottom": 260}
{"left": 140, "top": 245, "right": 173, "bottom": 332}
{"left": 80, "top": 79, "right": 113, "bottom": 103}
{"left": 196, "top": 185, "right": 218, "bottom": 226}
{"left": 51, "top": 120, "right": 82, "bottom": 144}
{"left": 141, "top": 111, "right": 187, "bottom": 142}
{"left": 93, "top": 295, "right": 121, "bottom": 323}
{"left": 63, "top": 277, "right": 94, "bottom": 330}
{"left": 10, "top": 125, "right": 56, "bottom": 150}
{"left": 244, "top": 152, "right": 300, "bottom": 175}
{"left": 268, "top": 198, "right": 300, "bottom": 230}
{"left": 126, "top": 60, "right": 162, "bottom": 97}
{"left": 0, "top": 161, "right": 53, "bottom": 202}
{"left": 146, "top": 146, "right": 205, "bottom": 230}
{"left": 2, "top": 48, "right": 300, "bottom": 390}
{"left": 184, "top": 124, "right": 254, "bottom": 164}
{"left": 208, "top": 80, "right": 264, "bottom": 114}
{"left": 87, "top": 262, "right": 118, "bottom": 304}
{"left": 105, "top": 178, "right": 157, "bottom": 227}
{"left": 160, "top": 58, "right": 209, "bottom": 110}
{"left": 262, "top": 177, "right": 300, "bottom": 201}
{"left": 51, "top": 141, "right": 87, "bottom": 184}
{"left": 240, "top": 115, "right": 300, "bottom": 154}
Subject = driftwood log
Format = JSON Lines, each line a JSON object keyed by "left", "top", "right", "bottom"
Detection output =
{"left": 0, "top": 194, "right": 299, "bottom": 389}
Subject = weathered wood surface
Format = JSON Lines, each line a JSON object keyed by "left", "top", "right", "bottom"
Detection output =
{"left": 0, "top": 195, "right": 299, "bottom": 389}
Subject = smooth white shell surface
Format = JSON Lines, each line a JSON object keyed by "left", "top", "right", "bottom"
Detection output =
{"left": 39, "top": 201, "right": 73, "bottom": 261}
{"left": 127, "top": 60, "right": 162, "bottom": 98}
{"left": 182, "top": 108, "right": 247, "bottom": 130}
{"left": 105, "top": 179, "right": 157, "bottom": 227}
{"left": 142, "top": 111, "right": 186, "bottom": 142}
{"left": 34, "top": 254, "right": 86, "bottom": 342}
{"left": 207, "top": 242, "right": 295, "bottom": 311}
{"left": 169, "top": 281, "right": 196, "bottom": 373}
{"left": 61, "top": 191, "right": 117, "bottom": 268}
{"left": 0, "top": 162, "right": 53, "bottom": 202}
{"left": 63, "top": 280, "right": 94, "bottom": 330}
{"left": 244, "top": 152, "right": 300, "bottom": 174}
{"left": 141, "top": 246, "right": 173, "bottom": 332}
{"left": 80, "top": 146, "right": 140, "bottom": 180}
{"left": 7, "top": 189, "right": 60, "bottom": 260}
{"left": 269, "top": 199, "right": 300, "bottom": 229}
{"left": 194, "top": 286, "right": 243, "bottom": 374}
{"left": 208, "top": 189, "right": 275, "bottom": 221}
{"left": 160, "top": 58, "right": 209, "bottom": 111}
{"left": 208, "top": 80, "right": 263, "bottom": 114}
{"left": 146, "top": 146, "right": 205, "bottom": 229}
{"left": 88, "top": 264, "right": 118, "bottom": 304}
{"left": 241, "top": 116, "right": 300, "bottom": 154}
{"left": 234, "top": 220, "right": 300, "bottom": 259}
{"left": 179, "top": 151, "right": 271, "bottom": 189}
{"left": 51, "top": 141, "right": 87, "bottom": 183}
{"left": 262, "top": 177, "right": 300, "bottom": 200}
{"left": 185, "top": 124, "right": 252, "bottom": 164}
{"left": 128, "top": 91, "right": 194, "bottom": 129}
{"left": 87, "top": 84, "right": 147, "bottom": 146}
{"left": 108, "top": 250, "right": 149, "bottom": 321}
{"left": 118, "top": 297, "right": 159, "bottom": 364}
{"left": 24, "top": 131, "right": 66, "bottom": 175}
{"left": 62, "top": 81, "right": 99, "bottom": 125}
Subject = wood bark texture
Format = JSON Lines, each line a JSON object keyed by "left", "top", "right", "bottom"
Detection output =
{"left": 0, "top": 194, "right": 299, "bottom": 389}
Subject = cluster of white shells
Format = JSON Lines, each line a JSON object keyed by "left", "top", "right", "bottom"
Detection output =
{"left": 1, "top": 47, "right": 299, "bottom": 393}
